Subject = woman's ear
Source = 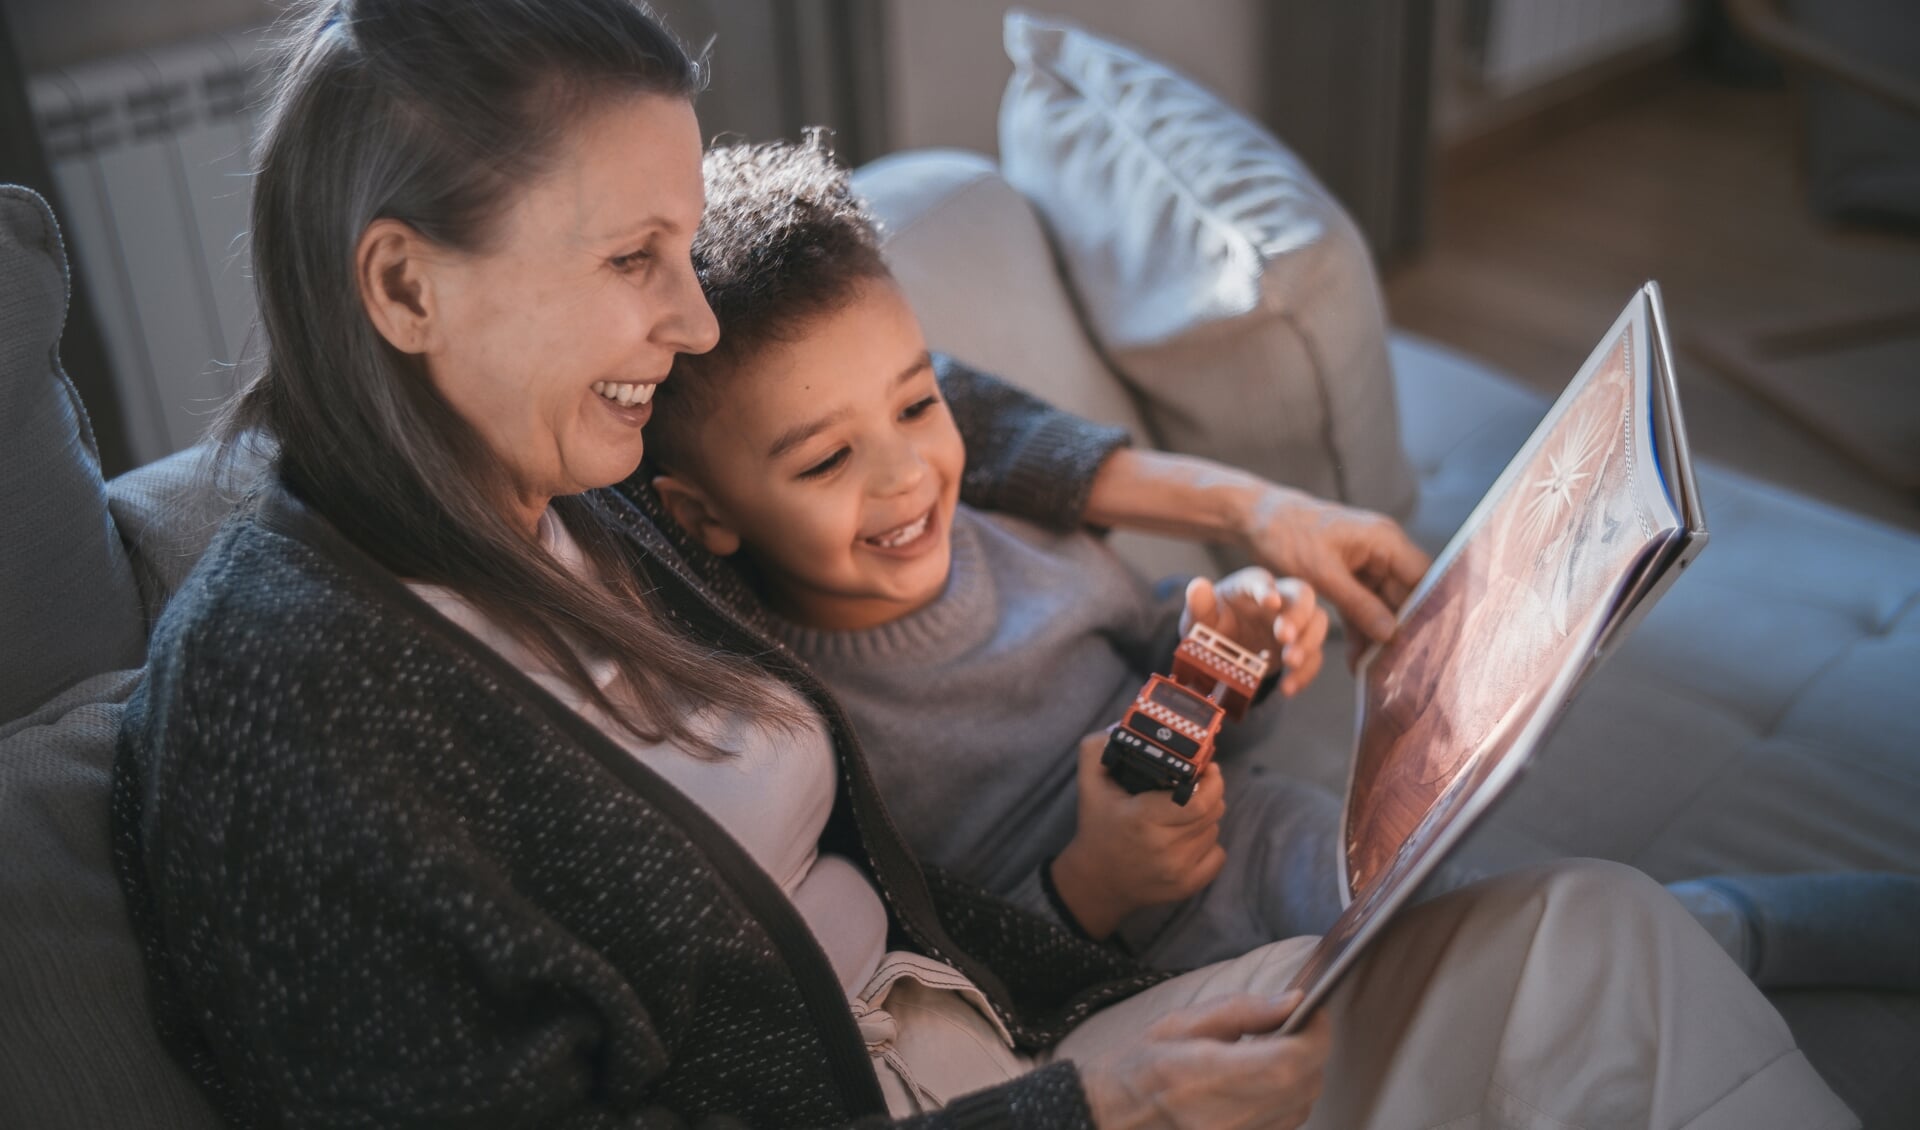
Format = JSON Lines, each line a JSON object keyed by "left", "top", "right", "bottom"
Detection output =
{"left": 356, "top": 218, "right": 441, "bottom": 356}
{"left": 652, "top": 474, "right": 743, "bottom": 557}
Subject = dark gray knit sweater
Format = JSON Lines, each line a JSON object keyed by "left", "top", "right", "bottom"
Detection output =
{"left": 113, "top": 359, "right": 1166, "bottom": 1129}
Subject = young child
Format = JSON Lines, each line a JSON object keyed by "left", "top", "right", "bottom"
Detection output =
{"left": 646, "top": 137, "right": 1357, "bottom": 967}
{"left": 649, "top": 137, "right": 1920, "bottom": 985}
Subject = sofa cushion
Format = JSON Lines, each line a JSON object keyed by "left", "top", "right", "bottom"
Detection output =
{"left": 0, "top": 669, "right": 219, "bottom": 1129}
{"left": 854, "top": 149, "right": 1217, "bottom": 582}
{"left": 107, "top": 444, "right": 265, "bottom": 623}
{"left": 0, "top": 186, "right": 147, "bottom": 723}
{"left": 997, "top": 13, "right": 1417, "bottom": 523}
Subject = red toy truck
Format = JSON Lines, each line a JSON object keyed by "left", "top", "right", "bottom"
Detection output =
{"left": 1102, "top": 623, "right": 1274, "bottom": 804}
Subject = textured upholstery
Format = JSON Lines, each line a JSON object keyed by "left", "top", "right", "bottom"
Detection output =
{"left": 0, "top": 670, "right": 220, "bottom": 1129}
{"left": 0, "top": 186, "right": 147, "bottom": 721}
{"left": 105, "top": 445, "right": 264, "bottom": 625}
{"left": 997, "top": 13, "right": 1416, "bottom": 522}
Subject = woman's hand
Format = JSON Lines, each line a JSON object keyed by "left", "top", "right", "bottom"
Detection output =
{"left": 1237, "top": 485, "right": 1428, "bottom": 650}
{"left": 1078, "top": 992, "right": 1332, "bottom": 1130}
{"left": 1082, "top": 450, "right": 1430, "bottom": 646}
{"left": 1181, "top": 571, "right": 1329, "bottom": 697}
{"left": 1050, "top": 732, "right": 1228, "bottom": 940}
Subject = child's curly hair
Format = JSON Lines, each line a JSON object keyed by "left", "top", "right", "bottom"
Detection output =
{"left": 648, "top": 130, "right": 892, "bottom": 472}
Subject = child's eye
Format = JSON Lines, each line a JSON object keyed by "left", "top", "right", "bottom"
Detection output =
{"left": 798, "top": 448, "right": 850, "bottom": 480}
{"left": 901, "top": 395, "right": 940, "bottom": 420}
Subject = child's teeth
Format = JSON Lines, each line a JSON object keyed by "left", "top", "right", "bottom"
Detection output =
{"left": 873, "top": 513, "right": 930, "bottom": 547}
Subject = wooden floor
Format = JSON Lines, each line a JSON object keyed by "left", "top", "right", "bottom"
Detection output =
{"left": 1385, "top": 71, "right": 1920, "bottom": 532}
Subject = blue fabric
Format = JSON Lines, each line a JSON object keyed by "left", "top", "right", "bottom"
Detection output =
{"left": 0, "top": 185, "right": 146, "bottom": 723}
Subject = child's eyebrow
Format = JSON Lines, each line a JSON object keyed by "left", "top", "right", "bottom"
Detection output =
{"left": 766, "top": 352, "right": 934, "bottom": 460}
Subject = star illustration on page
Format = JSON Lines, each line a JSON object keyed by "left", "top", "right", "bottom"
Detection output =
{"left": 1519, "top": 412, "right": 1609, "bottom": 556}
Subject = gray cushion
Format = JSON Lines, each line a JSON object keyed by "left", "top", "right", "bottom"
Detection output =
{"left": 0, "top": 186, "right": 147, "bottom": 723}
{"left": 107, "top": 444, "right": 264, "bottom": 623}
{"left": 997, "top": 14, "right": 1418, "bottom": 522}
{"left": 0, "top": 669, "right": 219, "bottom": 1129}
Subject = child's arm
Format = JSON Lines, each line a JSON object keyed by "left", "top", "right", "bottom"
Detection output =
{"left": 1045, "top": 732, "right": 1228, "bottom": 940}
{"left": 934, "top": 354, "right": 1131, "bottom": 532}
{"left": 1184, "top": 568, "right": 1330, "bottom": 698}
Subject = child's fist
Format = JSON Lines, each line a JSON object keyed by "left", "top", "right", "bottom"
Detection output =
{"left": 1050, "top": 730, "right": 1229, "bottom": 939}
{"left": 1181, "top": 568, "right": 1330, "bottom": 697}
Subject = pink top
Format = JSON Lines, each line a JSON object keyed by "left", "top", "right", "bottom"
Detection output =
{"left": 408, "top": 510, "right": 888, "bottom": 995}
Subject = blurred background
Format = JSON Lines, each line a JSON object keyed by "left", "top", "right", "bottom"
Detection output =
{"left": 4, "top": 0, "right": 1916, "bottom": 531}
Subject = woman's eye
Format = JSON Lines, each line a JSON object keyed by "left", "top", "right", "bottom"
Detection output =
{"left": 798, "top": 449, "right": 849, "bottom": 480}
{"left": 609, "top": 249, "right": 652, "bottom": 273}
{"left": 901, "top": 395, "right": 940, "bottom": 420}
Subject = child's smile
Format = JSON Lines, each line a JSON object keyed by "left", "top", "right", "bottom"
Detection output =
{"left": 653, "top": 276, "right": 967, "bottom": 631}
{"left": 862, "top": 506, "right": 938, "bottom": 554}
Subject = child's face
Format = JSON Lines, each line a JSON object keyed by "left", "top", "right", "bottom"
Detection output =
{"left": 658, "top": 277, "right": 965, "bottom": 630}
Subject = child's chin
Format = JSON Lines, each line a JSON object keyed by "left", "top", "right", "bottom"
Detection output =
{"left": 889, "top": 548, "right": 953, "bottom": 607}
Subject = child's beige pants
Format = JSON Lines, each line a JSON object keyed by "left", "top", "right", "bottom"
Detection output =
{"left": 860, "top": 859, "right": 1856, "bottom": 1129}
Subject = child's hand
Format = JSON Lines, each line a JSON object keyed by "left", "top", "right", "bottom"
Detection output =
{"left": 1181, "top": 568, "right": 1330, "bottom": 697}
{"left": 1049, "top": 731, "right": 1228, "bottom": 940}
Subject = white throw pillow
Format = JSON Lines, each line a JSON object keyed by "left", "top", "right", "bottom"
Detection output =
{"left": 998, "top": 12, "right": 1417, "bottom": 520}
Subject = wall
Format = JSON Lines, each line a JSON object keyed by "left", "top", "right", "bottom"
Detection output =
{"left": 884, "top": 0, "right": 1261, "bottom": 157}
{"left": 3, "top": 0, "right": 271, "bottom": 71}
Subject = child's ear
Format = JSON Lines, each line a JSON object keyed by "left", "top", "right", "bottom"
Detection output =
{"left": 652, "top": 474, "right": 743, "bottom": 557}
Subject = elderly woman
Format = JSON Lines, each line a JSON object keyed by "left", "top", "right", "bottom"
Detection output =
{"left": 113, "top": 1, "right": 1852, "bottom": 1127}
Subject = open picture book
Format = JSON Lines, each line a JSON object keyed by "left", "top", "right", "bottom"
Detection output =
{"left": 1279, "top": 283, "right": 1709, "bottom": 1032}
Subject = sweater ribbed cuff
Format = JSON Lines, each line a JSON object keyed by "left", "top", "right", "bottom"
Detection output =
{"left": 990, "top": 412, "right": 1132, "bottom": 534}
{"left": 936, "top": 1061, "right": 1096, "bottom": 1129}
{"left": 1039, "top": 856, "right": 1097, "bottom": 942}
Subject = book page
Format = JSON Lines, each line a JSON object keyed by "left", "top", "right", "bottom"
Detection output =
{"left": 1343, "top": 313, "right": 1683, "bottom": 904}
{"left": 1281, "top": 289, "right": 1701, "bottom": 1032}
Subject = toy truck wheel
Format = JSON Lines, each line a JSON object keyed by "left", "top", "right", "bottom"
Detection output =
{"left": 1172, "top": 779, "right": 1196, "bottom": 806}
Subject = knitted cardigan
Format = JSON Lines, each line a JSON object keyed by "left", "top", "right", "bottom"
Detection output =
{"left": 114, "top": 359, "right": 1170, "bottom": 1130}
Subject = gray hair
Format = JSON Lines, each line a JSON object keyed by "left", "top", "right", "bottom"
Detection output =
{"left": 221, "top": 0, "right": 796, "bottom": 753}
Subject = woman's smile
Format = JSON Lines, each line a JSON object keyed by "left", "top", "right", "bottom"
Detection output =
{"left": 592, "top": 380, "right": 661, "bottom": 428}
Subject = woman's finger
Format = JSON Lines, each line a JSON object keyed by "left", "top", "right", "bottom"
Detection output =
{"left": 1150, "top": 991, "right": 1302, "bottom": 1043}
{"left": 1315, "top": 563, "right": 1399, "bottom": 646}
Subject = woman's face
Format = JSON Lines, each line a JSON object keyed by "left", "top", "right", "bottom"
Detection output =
{"left": 414, "top": 94, "right": 717, "bottom": 526}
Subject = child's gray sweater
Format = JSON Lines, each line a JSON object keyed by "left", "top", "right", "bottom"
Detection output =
{"left": 773, "top": 505, "right": 1183, "bottom": 926}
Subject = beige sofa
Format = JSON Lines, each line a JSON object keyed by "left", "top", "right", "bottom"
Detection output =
{"left": 3, "top": 14, "right": 1915, "bottom": 1130}
{"left": 846, "top": 21, "right": 1918, "bottom": 1126}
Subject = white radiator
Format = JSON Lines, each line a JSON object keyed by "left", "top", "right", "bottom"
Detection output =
{"left": 1477, "top": 0, "right": 1687, "bottom": 94}
{"left": 30, "top": 30, "right": 264, "bottom": 464}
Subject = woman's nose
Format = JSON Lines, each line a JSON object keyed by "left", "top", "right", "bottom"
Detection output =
{"left": 657, "top": 258, "right": 720, "bottom": 355}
